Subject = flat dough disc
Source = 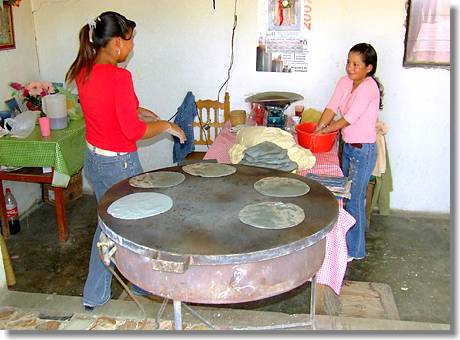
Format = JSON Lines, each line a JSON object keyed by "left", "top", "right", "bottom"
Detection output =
{"left": 129, "top": 171, "right": 185, "bottom": 188}
{"left": 107, "top": 192, "right": 173, "bottom": 220}
{"left": 239, "top": 201, "right": 305, "bottom": 229}
{"left": 182, "top": 162, "right": 236, "bottom": 178}
{"left": 254, "top": 177, "right": 310, "bottom": 197}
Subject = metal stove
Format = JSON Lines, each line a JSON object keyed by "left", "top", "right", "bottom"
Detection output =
{"left": 97, "top": 162, "right": 338, "bottom": 330}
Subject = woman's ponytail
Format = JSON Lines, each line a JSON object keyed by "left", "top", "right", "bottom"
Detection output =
{"left": 372, "top": 75, "right": 384, "bottom": 110}
{"left": 66, "top": 12, "right": 136, "bottom": 85}
{"left": 65, "top": 24, "right": 96, "bottom": 85}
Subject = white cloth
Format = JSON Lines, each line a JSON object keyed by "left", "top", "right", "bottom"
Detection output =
{"left": 372, "top": 120, "right": 388, "bottom": 177}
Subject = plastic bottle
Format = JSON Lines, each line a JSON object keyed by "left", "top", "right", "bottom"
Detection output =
{"left": 5, "top": 188, "right": 20, "bottom": 235}
{"left": 284, "top": 114, "right": 295, "bottom": 133}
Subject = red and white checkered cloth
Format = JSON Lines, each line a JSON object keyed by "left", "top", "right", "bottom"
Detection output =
{"left": 204, "top": 124, "right": 355, "bottom": 295}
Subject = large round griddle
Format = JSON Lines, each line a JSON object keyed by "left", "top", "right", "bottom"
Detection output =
{"left": 98, "top": 163, "right": 338, "bottom": 266}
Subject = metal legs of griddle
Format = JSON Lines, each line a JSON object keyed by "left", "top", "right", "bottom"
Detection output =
{"left": 169, "top": 274, "right": 317, "bottom": 330}
{"left": 173, "top": 300, "right": 182, "bottom": 330}
{"left": 310, "top": 274, "right": 317, "bottom": 329}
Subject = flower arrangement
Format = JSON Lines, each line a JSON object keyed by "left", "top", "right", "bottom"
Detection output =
{"left": 9, "top": 81, "right": 57, "bottom": 113}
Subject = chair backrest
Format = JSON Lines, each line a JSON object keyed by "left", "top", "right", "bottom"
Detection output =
{"left": 194, "top": 92, "right": 230, "bottom": 147}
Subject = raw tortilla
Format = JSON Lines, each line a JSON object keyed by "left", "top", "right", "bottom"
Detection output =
{"left": 107, "top": 192, "right": 173, "bottom": 220}
{"left": 239, "top": 201, "right": 305, "bottom": 229}
{"left": 182, "top": 162, "right": 236, "bottom": 178}
{"left": 129, "top": 171, "right": 185, "bottom": 188}
{"left": 254, "top": 177, "right": 310, "bottom": 197}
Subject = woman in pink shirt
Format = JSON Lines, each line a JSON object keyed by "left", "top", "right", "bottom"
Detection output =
{"left": 315, "top": 43, "right": 384, "bottom": 262}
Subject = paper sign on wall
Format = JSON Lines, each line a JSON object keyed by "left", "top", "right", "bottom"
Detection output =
{"left": 256, "top": 0, "right": 312, "bottom": 73}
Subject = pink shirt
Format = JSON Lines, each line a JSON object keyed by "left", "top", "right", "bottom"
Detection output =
{"left": 326, "top": 76, "right": 380, "bottom": 143}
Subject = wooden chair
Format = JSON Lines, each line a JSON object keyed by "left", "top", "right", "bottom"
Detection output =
{"left": 185, "top": 92, "right": 230, "bottom": 160}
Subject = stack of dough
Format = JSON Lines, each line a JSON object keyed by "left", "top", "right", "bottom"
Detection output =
{"left": 228, "top": 126, "right": 316, "bottom": 172}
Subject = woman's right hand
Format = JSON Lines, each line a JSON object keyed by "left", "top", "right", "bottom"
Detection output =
{"left": 167, "top": 122, "right": 186, "bottom": 144}
{"left": 314, "top": 123, "right": 326, "bottom": 133}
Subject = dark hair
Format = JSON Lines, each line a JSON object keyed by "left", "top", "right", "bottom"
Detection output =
{"left": 349, "top": 43, "right": 384, "bottom": 110}
{"left": 65, "top": 11, "right": 136, "bottom": 84}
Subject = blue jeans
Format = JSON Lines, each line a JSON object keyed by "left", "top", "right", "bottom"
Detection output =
{"left": 341, "top": 143, "right": 377, "bottom": 259}
{"left": 82, "top": 148, "right": 144, "bottom": 307}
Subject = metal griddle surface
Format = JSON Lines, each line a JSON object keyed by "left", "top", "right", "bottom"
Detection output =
{"left": 98, "top": 164, "right": 338, "bottom": 264}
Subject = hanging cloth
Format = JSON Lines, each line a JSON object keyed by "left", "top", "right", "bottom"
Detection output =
{"left": 173, "top": 91, "right": 197, "bottom": 163}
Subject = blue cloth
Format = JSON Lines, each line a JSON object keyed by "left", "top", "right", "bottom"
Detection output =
{"left": 82, "top": 148, "right": 145, "bottom": 308}
{"left": 341, "top": 142, "right": 377, "bottom": 259}
{"left": 173, "top": 91, "right": 197, "bottom": 163}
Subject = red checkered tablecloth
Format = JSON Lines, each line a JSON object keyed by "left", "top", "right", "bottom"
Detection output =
{"left": 204, "top": 124, "right": 355, "bottom": 294}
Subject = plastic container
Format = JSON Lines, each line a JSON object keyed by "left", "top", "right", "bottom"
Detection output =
{"left": 296, "top": 122, "right": 338, "bottom": 153}
{"left": 5, "top": 187, "right": 20, "bottom": 235}
{"left": 229, "top": 110, "right": 246, "bottom": 127}
{"left": 284, "top": 114, "right": 300, "bottom": 136}
{"left": 42, "top": 94, "right": 68, "bottom": 130}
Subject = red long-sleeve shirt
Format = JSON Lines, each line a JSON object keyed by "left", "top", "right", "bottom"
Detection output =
{"left": 76, "top": 64, "right": 147, "bottom": 152}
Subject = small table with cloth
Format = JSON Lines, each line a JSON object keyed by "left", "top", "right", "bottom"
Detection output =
{"left": 0, "top": 119, "right": 86, "bottom": 243}
{"left": 203, "top": 121, "right": 356, "bottom": 305}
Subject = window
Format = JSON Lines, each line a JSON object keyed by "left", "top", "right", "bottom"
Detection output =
{"left": 403, "top": 0, "right": 450, "bottom": 68}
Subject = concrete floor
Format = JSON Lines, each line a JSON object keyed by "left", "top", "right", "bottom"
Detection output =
{"left": 1, "top": 194, "right": 452, "bottom": 326}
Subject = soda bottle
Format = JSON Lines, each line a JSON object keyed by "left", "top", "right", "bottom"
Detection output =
{"left": 5, "top": 187, "right": 20, "bottom": 235}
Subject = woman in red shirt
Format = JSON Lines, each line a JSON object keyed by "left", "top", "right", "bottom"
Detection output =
{"left": 65, "top": 11, "right": 186, "bottom": 310}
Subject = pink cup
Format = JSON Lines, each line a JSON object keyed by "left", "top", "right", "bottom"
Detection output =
{"left": 38, "top": 117, "right": 51, "bottom": 137}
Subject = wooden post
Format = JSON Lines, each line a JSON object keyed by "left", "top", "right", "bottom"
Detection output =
{"left": 315, "top": 283, "right": 341, "bottom": 316}
{"left": 223, "top": 92, "right": 230, "bottom": 121}
{"left": 53, "top": 187, "right": 68, "bottom": 243}
{"left": 0, "top": 180, "right": 10, "bottom": 239}
{"left": 0, "top": 233, "right": 15, "bottom": 286}
{"left": 0, "top": 236, "right": 6, "bottom": 289}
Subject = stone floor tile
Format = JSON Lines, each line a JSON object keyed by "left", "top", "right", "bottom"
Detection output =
{"left": 116, "top": 319, "right": 141, "bottom": 330}
{"left": 88, "top": 316, "right": 118, "bottom": 330}
{"left": 60, "top": 316, "right": 94, "bottom": 330}
{"left": 0, "top": 308, "right": 15, "bottom": 320}
{"left": 35, "top": 320, "right": 62, "bottom": 330}
{"left": 6, "top": 316, "right": 38, "bottom": 330}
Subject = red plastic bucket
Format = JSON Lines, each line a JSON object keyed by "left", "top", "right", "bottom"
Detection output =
{"left": 296, "top": 122, "right": 338, "bottom": 153}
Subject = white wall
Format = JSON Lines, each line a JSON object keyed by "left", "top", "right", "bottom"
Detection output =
{"left": 0, "top": 0, "right": 42, "bottom": 216}
{"left": 13, "top": 0, "right": 451, "bottom": 214}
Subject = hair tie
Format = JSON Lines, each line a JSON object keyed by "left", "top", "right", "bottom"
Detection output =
{"left": 87, "top": 17, "right": 98, "bottom": 43}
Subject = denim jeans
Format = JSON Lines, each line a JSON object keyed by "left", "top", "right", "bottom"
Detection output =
{"left": 82, "top": 148, "right": 143, "bottom": 307}
{"left": 341, "top": 143, "right": 377, "bottom": 259}
{"left": 173, "top": 91, "right": 197, "bottom": 163}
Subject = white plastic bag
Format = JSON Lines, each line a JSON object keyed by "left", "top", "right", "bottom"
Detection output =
{"left": 3, "top": 111, "right": 39, "bottom": 138}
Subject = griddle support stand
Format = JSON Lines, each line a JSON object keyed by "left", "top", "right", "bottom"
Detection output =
{"left": 173, "top": 300, "right": 182, "bottom": 330}
{"left": 169, "top": 274, "right": 317, "bottom": 331}
{"left": 310, "top": 274, "right": 317, "bottom": 329}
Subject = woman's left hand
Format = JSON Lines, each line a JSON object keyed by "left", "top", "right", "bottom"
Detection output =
{"left": 138, "top": 107, "right": 160, "bottom": 122}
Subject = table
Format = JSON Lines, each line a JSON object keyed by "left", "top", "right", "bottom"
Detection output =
{"left": 0, "top": 119, "right": 86, "bottom": 243}
{"left": 203, "top": 122, "right": 356, "bottom": 296}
